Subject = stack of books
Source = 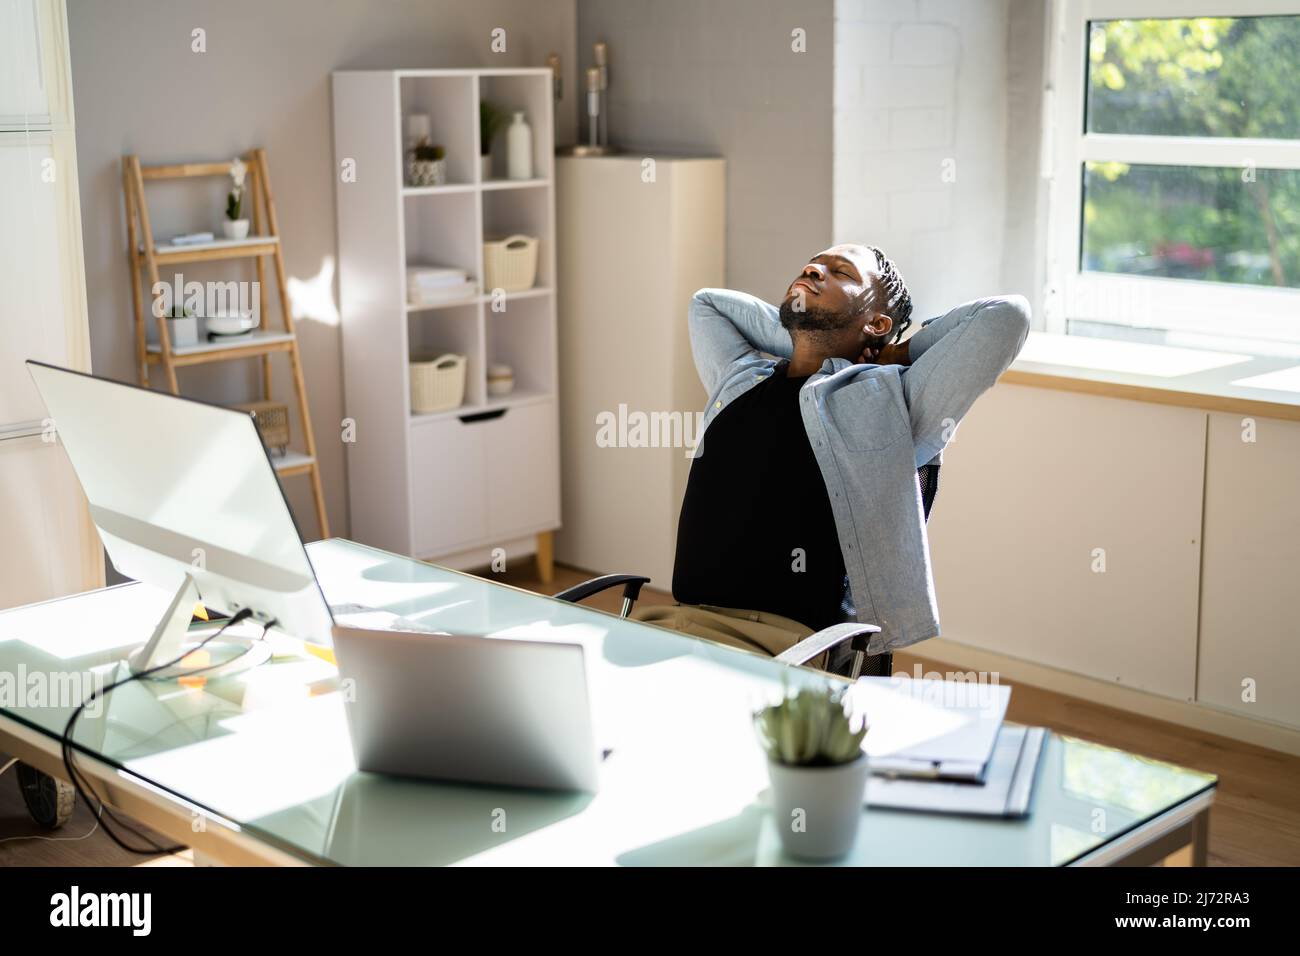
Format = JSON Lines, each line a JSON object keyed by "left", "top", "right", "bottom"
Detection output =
{"left": 406, "top": 265, "right": 476, "bottom": 306}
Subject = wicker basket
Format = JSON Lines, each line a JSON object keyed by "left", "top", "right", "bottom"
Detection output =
{"left": 233, "top": 400, "right": 291, "bottom": 454}
{"left": 409, "top": 352, "right": 467, "bottom": 413}
{"left": 482, "top": 234, "right": 539, "bottom": 293}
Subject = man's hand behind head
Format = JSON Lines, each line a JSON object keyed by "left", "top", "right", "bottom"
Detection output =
{"left": 858, "top": 339, "right": 910, "bottom": 367}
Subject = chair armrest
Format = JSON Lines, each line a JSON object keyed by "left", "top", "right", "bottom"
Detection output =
{"left": 552, "top": 574, "right": 651, "bottom": 612}
{"left": 774, "top": 622, "right": 881, "bottom": 667}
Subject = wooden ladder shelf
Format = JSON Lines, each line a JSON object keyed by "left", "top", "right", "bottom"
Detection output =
{"left": 121, "top": 149, "right": 329, "bottom": 537}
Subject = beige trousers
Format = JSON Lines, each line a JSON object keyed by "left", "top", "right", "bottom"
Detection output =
{"left": 630, "top": 603, "right": 829, "bottom": 670}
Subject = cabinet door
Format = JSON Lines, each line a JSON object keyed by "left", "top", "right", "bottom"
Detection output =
{"left": 1198, "top": 412, "right": 1300, "bottom": 728}
{"left": 484, "top": 401, "right": 560, "bottom": 539}
{"left": 410, "top": 417, "right": 488, "bottom": 557}
{"left": 926, "top": 384, "right": 1205, "bottom": 700}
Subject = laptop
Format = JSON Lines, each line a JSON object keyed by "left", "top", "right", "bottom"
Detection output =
{"left": 332, "top": 625, "right": 599, "bottom": 792}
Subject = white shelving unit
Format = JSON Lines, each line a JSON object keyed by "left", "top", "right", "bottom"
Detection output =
{"left": 332, "top": 68, "right": 560, "bottom": 573}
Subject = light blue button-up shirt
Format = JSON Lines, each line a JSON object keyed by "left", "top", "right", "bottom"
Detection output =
{"left": 687, "top": 289, "right": 1030, "bottom": 652}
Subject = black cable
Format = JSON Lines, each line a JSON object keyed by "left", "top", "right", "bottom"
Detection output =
{"left": 59, "top": 608, "right": 268, "bottom": 857}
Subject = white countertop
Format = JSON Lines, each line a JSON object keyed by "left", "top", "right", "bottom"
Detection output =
{"left": 1004, "top": 332, "right": 1300, "bottom": 417}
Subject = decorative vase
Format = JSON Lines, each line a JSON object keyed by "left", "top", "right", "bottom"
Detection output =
{"left": 408, "top": 158, "right": 446, "bottom": 187}
{"left": 766, "top": 753, "right": 869, "bottom": 861}
{"left": 480, "top": 153, "right": 492, "bottom": 181}
{"left": 506, "top": 111, "right": 533, "bottom": 180}
{"left": 222, "top": 219, "right": 250, "bottom": 240}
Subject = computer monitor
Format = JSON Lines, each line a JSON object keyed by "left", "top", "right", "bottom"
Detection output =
{"left": 26, "top": 361, "right": 333, "bottom": 675}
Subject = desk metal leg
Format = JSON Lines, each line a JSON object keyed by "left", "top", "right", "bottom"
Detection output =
{"left": 1191, "top": 807, "right": 1210, "bottom": 867}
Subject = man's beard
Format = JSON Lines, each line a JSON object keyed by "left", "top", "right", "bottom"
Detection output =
{"left": 779, "top": 299, "right": 854, "bottom": 352}
{"left": 779, "top": 299, "right": 847, "bottom": 333}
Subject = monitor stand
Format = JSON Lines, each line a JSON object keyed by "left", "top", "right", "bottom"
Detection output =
{"left": 127, "top": 573, "right": 272, "bottom": 678}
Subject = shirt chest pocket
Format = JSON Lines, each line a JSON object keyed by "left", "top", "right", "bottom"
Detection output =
{"left": 823, "top": 378, "right": 910, "bottom": 451}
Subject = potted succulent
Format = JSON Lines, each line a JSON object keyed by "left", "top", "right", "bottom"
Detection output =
{"left": 407, "top": 140, "right": 447, "bottom": 187}
{"left": 479, "top": 100, "right": 509, "bottom": 181}
{"left": 223, "top": 157, "right": 249, "bottom": 239}
{"left": 754, "top": 682, "right": 870, "bottom": 861}
{"left": 164, "top": 304, "right": 198, "bottom": 348}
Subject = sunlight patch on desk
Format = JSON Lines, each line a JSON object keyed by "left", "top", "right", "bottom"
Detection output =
{"left": 126, "top": 693, "right": 355, "bottom": 821}
{"left": 0, "top": 583, "right": 173, "bottom": 659}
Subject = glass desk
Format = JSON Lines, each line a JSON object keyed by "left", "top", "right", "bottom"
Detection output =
{"left": 0, "top": 539, "right": 1216, "bottom": 866}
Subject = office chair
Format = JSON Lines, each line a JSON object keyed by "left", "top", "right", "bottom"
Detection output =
{"left": 555, "top": 460, "right": 941, "bottom": 681}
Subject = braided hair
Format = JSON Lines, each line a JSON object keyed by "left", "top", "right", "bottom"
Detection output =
{"left": 866, "top": 245, "right": 913, "bottom": 344}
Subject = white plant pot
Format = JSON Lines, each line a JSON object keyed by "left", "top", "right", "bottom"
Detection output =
{"left": 165, "top": 316, "right": 198, "bottom": 348}
{"left": 408, "top": 157, "right": 447, "bottom": 187}
{"left": 767, "top": 753, "right": 869, "bottom": 861}
{"left": 222, "top": 219, "right": 250, "bottom": 240}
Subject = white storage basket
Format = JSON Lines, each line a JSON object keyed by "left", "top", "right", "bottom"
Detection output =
{"left": 409, "top": 352, "right": 467, "bottom": 413}
{"left": 482, "top": 234, "right": 539, "bottom": 293}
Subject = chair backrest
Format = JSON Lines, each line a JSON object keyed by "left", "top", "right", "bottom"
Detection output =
{"left": 918, "top": 461, "right": 941, "bottom": 522}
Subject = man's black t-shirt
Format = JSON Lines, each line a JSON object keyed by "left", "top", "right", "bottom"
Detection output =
{"left": 672, "top": 365, "right": 846, "bottom": 631}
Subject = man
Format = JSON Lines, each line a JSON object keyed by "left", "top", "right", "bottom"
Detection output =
{"left": 633, "top": 243, "right": 1030, "bottom": 669}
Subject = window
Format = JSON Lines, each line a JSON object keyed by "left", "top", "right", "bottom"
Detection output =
{"left": 1045, "top": 1, "right": 1300, "bottom": 347}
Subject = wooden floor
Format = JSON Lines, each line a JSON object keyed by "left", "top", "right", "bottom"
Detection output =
{"left": 3, "top": 560, "right": 1297, "bottom": 867}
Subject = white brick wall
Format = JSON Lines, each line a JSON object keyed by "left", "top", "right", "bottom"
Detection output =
{"left": 833, "top": 0, "right": 1011, "bottom": 322}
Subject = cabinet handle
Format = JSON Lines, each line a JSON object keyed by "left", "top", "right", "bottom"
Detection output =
{"left": 458, "top": 409, "right": 508, "bottom": 424}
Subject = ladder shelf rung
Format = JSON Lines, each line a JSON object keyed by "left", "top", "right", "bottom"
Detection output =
{"left": 145, "top": 330, "right": 296, "bottom": 364}
{"left": 139, "top": 236, "right": 280, "bottom": 265}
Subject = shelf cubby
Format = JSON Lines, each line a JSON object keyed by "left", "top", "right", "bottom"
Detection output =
{"left": 479, "top": 72, "right": 554, "bottom": 182}
{"left": 403, "top": 189, "right": 479, "bottom": 288}
{"left": 481, "top": 186, "right": 553, "bottom": 290}
{"left": 485, "top": 294, "right": 555, "bottom": 399}
{"left": 398, "top": 73, "right": 477, "bottom": 187}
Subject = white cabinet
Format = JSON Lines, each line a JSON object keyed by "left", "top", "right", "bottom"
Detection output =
{"left": 555, "top": 156, "right": 724, "bottom": 588}
{"left": 926, "top": 384, "right": 1206, "bottom": 700}
{"left": 409, "top": 401, "right": 560, "bottom": 557}
{"left": 1197, "top": 412, "right": 1300, "bottom": 729}
{"left": 333, "top": 69, "right": 560, "bottom": 565}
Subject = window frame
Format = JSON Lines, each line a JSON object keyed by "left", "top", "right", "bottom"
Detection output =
{"left": 1044, "top": 0, "right": 1300, "bottom": 346}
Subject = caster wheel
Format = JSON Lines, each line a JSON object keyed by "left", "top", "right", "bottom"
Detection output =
{"left": 16, "top": 763, "right": 76, "bottom": 830}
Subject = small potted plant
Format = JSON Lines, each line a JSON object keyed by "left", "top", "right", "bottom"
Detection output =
{"left": 407, "top": 140, "right": 447, "bottom": 187}
{"left": 479, "top": 100, "right": 509, "bottom": 181}
{"left": 754, "top": 682, "right": 869, "bottom": 861}
{"left": 223, "top": 156, "right": 249, "bottom": 239}
{"left": 164, "top": 304, "right": 198, "bottom": 348}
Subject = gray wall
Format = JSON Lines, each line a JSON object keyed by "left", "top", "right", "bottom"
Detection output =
{"left": 576, "top": 0, "right": 835, "bottom": 302}
{"left": 67, "top": 0, "right": 577, "bottom": 539}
